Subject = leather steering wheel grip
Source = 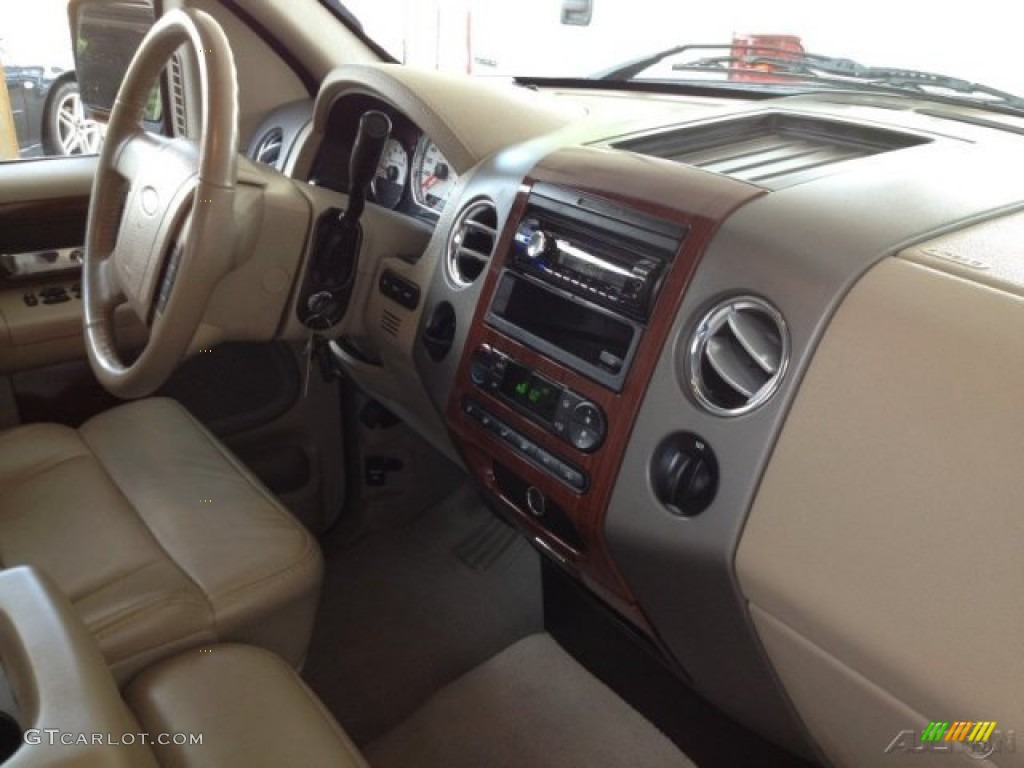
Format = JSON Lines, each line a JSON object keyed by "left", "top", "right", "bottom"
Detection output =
{"left": 83, "top": 8, "right": 239, "bottom": 399}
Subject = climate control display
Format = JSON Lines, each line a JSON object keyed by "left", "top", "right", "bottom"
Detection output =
{"left": 471, "top": 345, "right": 607, "bottom": 453}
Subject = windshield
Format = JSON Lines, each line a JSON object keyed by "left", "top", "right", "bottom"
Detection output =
{"left": 336, "top": 0, "right": 1024, "bottom": 112}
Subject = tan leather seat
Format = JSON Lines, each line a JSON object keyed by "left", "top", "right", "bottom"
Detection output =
{"left": 0, "top": 566, "right": 365, "bottom": 768}
{"left": 0, "top": 397, "right": 322, "bottom": 683}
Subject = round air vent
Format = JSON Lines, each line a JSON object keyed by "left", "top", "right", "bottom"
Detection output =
{"left": 447, "top": 199, "right": 498, "bottom": 288}
{"left": 687, "top": 296, "right": 789, "bottom": 416}
{"left": 252, "top": 127, "right": 283, "bottom": 167}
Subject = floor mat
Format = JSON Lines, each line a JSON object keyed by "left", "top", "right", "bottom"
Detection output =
{"left": 365, "top": 633, "right": 697, "bottom": 768}
{"left": 453, "top": 514, "right": 523, "bottom": 572}
{"left": 302, "top": 484, "right": 543, "bottom": 745}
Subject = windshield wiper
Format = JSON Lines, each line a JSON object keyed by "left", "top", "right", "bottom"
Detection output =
{"left": 596, "top": 43, "right": 1024, "bottom": 114}
{"left": 693, "top": 50, "right": 1024, "bottom": 110}
{"left": 592, "top": 44, "right": 694, "bottom": 82}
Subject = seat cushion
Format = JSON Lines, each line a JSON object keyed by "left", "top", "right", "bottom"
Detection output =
{"left": 125, "top": 644, "right": 368, "bottom": 768}
{"left": 0, "top": 398, "right": 322, "bottom": 683}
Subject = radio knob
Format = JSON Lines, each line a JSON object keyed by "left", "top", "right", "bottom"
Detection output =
{"left": 469, "top": 345, "right": 494, "bottom": 386}
{"left": 526, "top": 231, "right": 552, "bottom": 261}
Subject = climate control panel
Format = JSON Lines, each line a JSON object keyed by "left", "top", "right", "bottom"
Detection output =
{"left": 470, "top": 345, "right": 607, "bottom": 453}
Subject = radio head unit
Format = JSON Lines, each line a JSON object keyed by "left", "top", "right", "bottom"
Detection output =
{"left": 487, "top": 184, "right": 687, "bottom": 390}
{"left": 508, "top": 183, "right": 686, "bottom": 322}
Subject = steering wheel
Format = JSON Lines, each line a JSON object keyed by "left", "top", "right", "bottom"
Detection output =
{"left": 83, "top": 8, "right": 238, "bottom": 399}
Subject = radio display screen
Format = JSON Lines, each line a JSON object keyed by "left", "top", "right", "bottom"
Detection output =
{"left": 552, "top": 242, "right": 630, "bottom": 290}
{"left": 500, "top": 363, "right": 560, "bottom": 421}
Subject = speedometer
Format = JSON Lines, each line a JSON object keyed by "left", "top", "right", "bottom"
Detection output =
{"left": 371, "top": 138, "right": 408, "bottom": 209}
{"left": 412, "top": 137, "right": 459, "bottom": 213}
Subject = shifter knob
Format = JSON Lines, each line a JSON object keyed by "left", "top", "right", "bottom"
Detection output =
{"left": 349, "top": 111, "right": 392, "bottom": 193}
{"left": 343, "top": 111, "right": 392, "bottom": 226}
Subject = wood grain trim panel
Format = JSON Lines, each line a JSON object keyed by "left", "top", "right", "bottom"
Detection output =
{"left": 447, "top": 146, "right": 763, "bottom": 626}
{"left": 0, "top": 196, "right": 89, "bottom": 255}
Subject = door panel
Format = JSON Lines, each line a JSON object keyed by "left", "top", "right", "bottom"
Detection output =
{"left": 0, "top": 158, "right": 346, "bottom": 535}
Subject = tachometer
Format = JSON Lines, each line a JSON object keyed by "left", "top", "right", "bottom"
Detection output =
{"left": 371, "top": 138, "right": 409, "bottom": 209}
{"left": 412, "top": 137, "right": 459, "bottom": 213}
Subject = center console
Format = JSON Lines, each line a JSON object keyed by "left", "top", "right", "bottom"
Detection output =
{"left": 447, "top": 146, "right": 762, "bottom": 625}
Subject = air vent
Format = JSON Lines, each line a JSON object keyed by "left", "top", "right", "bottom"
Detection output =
{"left": 252, "top": 127, "right": 284, "bottom": 168}
{"left": 687, "top": 297, "right": 789, "bottom": 416}
{"left": 381, "top": 310, "right": 402, "bottom": 337}
{"left": 447, "top": 199, "right": 498, "bottom": 288}
{"left": 168, "top": 53, "right": 188, "bottom": 137}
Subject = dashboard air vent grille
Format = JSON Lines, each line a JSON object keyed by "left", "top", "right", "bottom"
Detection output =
{"left": 614, "top": 113, "right": 928, "bottom": 189}
{"left": 252, "top": 127, "right": 284, "bottom": 168}
{"left": 168, "top": 53, "right": 188, "bottom": 137}
{"left": 447, "top": 199, "right": 498, "bottom": 288}
{"left": 688, "top": 297, "right": 789, "bottom": 416}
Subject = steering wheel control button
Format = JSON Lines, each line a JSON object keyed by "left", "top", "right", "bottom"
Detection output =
{"left": 568, "top": 401, "right": 606, "bottom": 452}
{"left": 156, "top": 245, "right": 185, "bottom": 313}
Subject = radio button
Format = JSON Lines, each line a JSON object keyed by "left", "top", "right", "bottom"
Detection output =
{"left": 470, "top": 346, "right": 494, "bottom": 386}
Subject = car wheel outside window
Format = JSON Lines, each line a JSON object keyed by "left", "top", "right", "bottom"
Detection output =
{"left": 44, "top": 80, "right": 102, "bottom": 156}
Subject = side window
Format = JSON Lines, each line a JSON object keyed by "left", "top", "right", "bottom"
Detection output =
{"left": 0, "top": 0, "right": 157, "bottom": 163}
{"left": 0, "top": 0, "right": 102, "bottom": 160}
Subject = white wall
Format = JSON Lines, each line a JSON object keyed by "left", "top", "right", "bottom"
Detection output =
{"left": 0, "top": 0, "right": 74, "bottom": 70}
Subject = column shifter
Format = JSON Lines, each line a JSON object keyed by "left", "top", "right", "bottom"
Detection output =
{"left": 299, "top": 110, "right": 392, "bottom": 329}
{"left": 342, "top": 110, "right": 392, "bottom": 228}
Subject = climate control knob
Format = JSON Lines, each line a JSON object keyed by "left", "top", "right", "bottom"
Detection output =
{"left": 568, "top": 401, "right": 606, "bottom": 452}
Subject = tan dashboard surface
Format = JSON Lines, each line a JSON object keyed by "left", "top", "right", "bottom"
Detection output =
{"left": 737, "top": 251, "right": 1024, "bottom": 766}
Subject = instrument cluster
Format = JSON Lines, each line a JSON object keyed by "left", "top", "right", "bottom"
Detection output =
{"left": 372, "top": 133, "right": 459, "bottom": 214}
{"left": 309, "top": 93, "right": 459, "bottom": 220}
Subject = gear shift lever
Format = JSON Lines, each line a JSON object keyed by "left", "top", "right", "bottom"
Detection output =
{"left": 343, "top": 111, "right": 392, "bottom": 228}
{"left": 299, "top": 110, "right": 392, "bottom": 329}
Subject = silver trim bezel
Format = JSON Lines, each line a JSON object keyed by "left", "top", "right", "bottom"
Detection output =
{"left": 687, "top": 296, "right": 790, "bottom": 417}
{"left": 446, "top": 198, "right": 497, "bottom": 289}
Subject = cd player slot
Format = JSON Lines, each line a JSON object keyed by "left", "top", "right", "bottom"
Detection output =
{"left": 487, "top": 271, "right": 640, "bottom": 391}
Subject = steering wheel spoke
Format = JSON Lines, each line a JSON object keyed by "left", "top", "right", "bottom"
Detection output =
{"left": 111, "top": 129, "right": 166, "bottom": 182}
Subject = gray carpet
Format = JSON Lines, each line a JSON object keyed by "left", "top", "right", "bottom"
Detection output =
{"left": 366, "top": 633, "right": 697, "bottom": 768}
{"left": 302, "top": 484, "right": 544, "bottom": 745}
